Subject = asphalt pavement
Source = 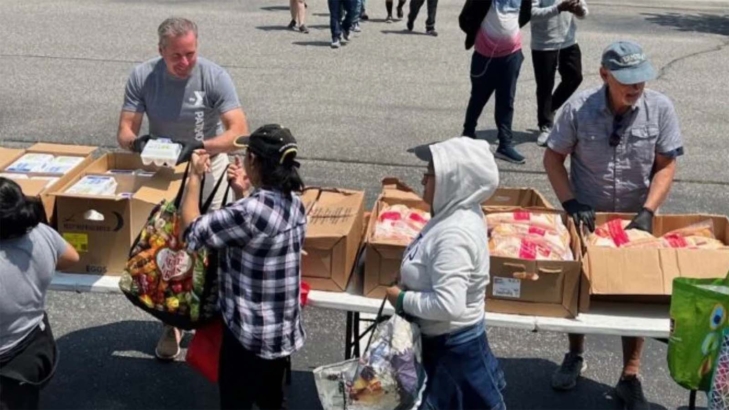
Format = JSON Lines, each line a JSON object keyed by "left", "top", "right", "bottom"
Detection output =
{"left": 2, "top": 0, "right": 729, "bottom": 408}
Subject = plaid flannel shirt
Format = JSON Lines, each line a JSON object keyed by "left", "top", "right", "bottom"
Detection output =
{"left": 185, "top": 188, "right": 307, "bottom": 359}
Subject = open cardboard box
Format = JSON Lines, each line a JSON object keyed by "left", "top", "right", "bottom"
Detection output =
{"left": 484, "top": 207, "right": 582, "bottom": 318}
{"left": 580, "top": 213, "right": 729, "bottom": 312}
{"left": 0, "top": 143, "right": 97, "bottom": 225}
{"left": 54, "top": 153, "right": 185, "bottom": 275}
{"left": 300, "top": 187, "right": 365, "bottom": 292}
{"left": 363, "top": 179, "right": 429, "bottom": 298}
{"left": 484, "top": 187, "right": 554, "bottom": 210}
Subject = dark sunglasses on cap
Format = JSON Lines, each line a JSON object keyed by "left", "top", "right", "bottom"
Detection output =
{"left": 609, "top": 114, "right": 624, "bottom": 147}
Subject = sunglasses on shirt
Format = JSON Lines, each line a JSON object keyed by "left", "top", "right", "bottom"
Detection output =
{"left": 609, "top": 114, "right": 624, "bottom": 147}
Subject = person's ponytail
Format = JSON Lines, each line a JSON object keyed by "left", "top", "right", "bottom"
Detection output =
{"left": 0, "top": 178, "right": 45, "bottom": 240}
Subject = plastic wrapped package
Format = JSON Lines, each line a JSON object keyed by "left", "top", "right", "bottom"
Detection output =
{"left": 587, "top": 219, "right": 655, "bottom": 248}
{"left": 373, "top": 204, "right": 430, "bottom": 244}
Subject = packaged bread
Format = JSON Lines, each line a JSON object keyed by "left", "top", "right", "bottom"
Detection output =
{"left": 587, "top": 219, "right": 655, "bottom": 248}
{"left": 663, "top": 220, "right": 715, "bottom": 239}
{"left": 489, "top": 236, "right": 573, "bottom": 261}
{"left": 373, "top": 204, "right": 430, "bottom": 244}
{"left": 486, "top": 211, "right": 567, "bottom": 234}
{"left": 490, "top": 223, "right": 571, "bottom": 256}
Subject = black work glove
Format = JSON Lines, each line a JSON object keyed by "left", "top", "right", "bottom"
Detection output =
{"left": 626, "top": 207, "right": 654, "bottom": 233}
{"left": 131, "top": 134, "right": 153, "bottom": 153}
{"left": 562, "top": 199, "right": 596, "bottom": 233}
{"left": 175, "top": 140, "right": 205, "bottom": 165}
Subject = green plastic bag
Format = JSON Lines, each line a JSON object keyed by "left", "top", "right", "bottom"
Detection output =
{"left": 669, "top": 274, "right": 729, "bottom": 392}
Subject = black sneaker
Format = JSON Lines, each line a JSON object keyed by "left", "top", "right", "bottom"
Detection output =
{"left": 426, "top": 28, "right": 438, "bottom": 37}
{"left": 288, "top": 20, "right": 297, "bottom": 30}
{"left": 396, "top": 6, "right": 404, "bottom": 19}
{"left": 386, "top": 15, "right": 394, "bottom": 23}
{"left": 615, "top": 375, "right": 650, "bottom": 410}
{"left": 360, "top": 11, "right": 369, "bottom": 20}
{"left": 299, "top": 24, "right": 309, "bottom": 34}
{"left": 406, "top": 19, "right": 414, "bottom": 31}
{"left": 495, "top": 145, "right": 525, "bottom": 164}
{"left": 551, "top": 352, "right": 586, "bottom": 391}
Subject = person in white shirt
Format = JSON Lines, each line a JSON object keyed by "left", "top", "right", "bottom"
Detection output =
{"left": 530, "top": 0, "right": 588, "bottom": 146}
{"left": 386, "top": 137, "right": 504, "bottom": 409}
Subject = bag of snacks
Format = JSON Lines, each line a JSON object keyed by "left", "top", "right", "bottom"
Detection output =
{"left": 119, "top": 164, "right": 230, "bottom": 330}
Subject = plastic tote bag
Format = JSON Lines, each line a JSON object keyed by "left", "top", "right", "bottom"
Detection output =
{"left": 313, "top": 298, "right": 427, "bottom": 410}
{"left": 119, "top": 163, "right": 230, "bottom": 330}
{"left": 709, "top": 328, "right": 729, "bottom": 410}
{"left": 669, "top": 273, "right": 729, "bottom": 391}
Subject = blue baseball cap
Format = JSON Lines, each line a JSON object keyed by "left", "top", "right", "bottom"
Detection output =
{"left": 601, "top": 41, "right": 656, "bottom": 85}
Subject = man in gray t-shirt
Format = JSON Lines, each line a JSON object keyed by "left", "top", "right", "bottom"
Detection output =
{"left": 543, "top": 41, "right": 683, "bottom": 410}
{"left": 116, "top": 17, "right": 249, "bottom": 362}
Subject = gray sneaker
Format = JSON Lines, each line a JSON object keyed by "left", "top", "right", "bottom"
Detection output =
{"left": 615, "top": 375, "right": 650, "bottom": 410}
{"left": 331, "top": 39, "right": 341, "bottom": 49}
{"left": 537, "top": 125, "right": 551, "bottom": 147}
{"left": 551, "top": 352, "right": 586, "bottom": 390}
{"left": 155, "top": 325, "right": 181, "bottom": 361}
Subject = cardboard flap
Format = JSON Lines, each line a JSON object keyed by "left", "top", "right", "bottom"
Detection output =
{"left": 484, "top": 187, "right": 554, "bottom": 209}
{"left": 28, "top": 143, "right": 96, "bottom": 156}
{"left": 305, "top": 189, "right": 364, "bottom": 238}
{"left": 585, "top": 247, "right": 665, "bottom": 295}
{"left": 673, "top": 248, "right": 729, "bottom": 289}
{"left": 380, "top": 177, "right": 422, "bottom": 201}
{"left": 14, "top": 179, "right": 52, "bottom": 196}
{"left": 0, "top": 148, "right": 24, "bottom": 170}
{"left": 134, "top": 170, "right": 183, "bottom": 204}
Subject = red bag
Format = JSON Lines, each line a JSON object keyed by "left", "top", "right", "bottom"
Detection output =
{"left": 185, "top": 317, "right": 224, "bottom": 383}
{"left": 186, "top": 281, "right": 311, "bottom": 382}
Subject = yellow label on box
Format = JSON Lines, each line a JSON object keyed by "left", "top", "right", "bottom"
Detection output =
{"left": 63, "top": 233, "right": 89, "bottom": 253}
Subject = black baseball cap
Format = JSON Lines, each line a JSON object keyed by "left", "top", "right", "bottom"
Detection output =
{"left": 235, "top": 124, "right": 299, "bottom": 164}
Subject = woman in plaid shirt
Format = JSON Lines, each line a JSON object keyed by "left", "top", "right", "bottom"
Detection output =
{"left": 180, "top": 124, "right": 307, "bottom": 410}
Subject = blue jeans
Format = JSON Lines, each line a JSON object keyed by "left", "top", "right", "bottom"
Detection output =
{"left": 328, "top": 0, "right": 356, "bottom": 41}
{"left": 462, "top": 50, "right": 524, "bottom": 146}
{"left": 419, "top": 321, "right": 507, "bottom": 410}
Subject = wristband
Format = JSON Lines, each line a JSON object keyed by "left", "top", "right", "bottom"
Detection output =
{"left": 396, "top": 291, "right": 406, "bottom": 315}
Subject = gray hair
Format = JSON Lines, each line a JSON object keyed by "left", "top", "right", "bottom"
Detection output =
{"left": 158, "top": 18, "right": 198, "bottom": 49}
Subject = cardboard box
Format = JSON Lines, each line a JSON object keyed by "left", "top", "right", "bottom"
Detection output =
{"left": 580, "top": 213, "right": 729, "bottom": 312}
{"left": 300, "top": 188, "right": 365, "bottom": 292}
{"left": 54, "top": 153, "right": 185, "bottom": 275}
{"left": 484, "top": 207, "right": 582, "bottom": 318}
{"left": 364, "top": 180, "right": 430, "bottom": 299}
{"left": 484, "top": 187, "right": 554, "bottom": 209}
{"left": 0, "top": 143, "right": 96, "bottom": 225}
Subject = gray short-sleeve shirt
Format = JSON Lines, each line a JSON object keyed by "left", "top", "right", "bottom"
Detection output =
{"left": 547, "top": 85, "right": 684, "bottom": 212}
{"left": 0, "top": 224, "right": 68, "bottom": 356}
{"left": 122, "top": 57, "right": 241, "bottom": 144}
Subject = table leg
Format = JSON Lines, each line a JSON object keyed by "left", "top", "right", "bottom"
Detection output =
{"left": 345, "top": 311, "right": 354, "bottom": 360}
{"left": 689, "top": 389, "right": 697, "bottom": 410}
{"left": 353, "top": 312, "right": 361, "bottom": 358}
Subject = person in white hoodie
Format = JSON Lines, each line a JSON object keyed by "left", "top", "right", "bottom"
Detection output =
{"left": 385, "top": 137, "right": 504, "bottom": 409}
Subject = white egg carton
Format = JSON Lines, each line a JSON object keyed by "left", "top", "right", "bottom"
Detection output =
{"left": 5, "top": 154, "right": 55, "bottom": 173}
{"left": 140, "top": 138, "right": 182, "bottom": 168}
{"left": 66, "top": 175, "right": 118, "bottom": 197}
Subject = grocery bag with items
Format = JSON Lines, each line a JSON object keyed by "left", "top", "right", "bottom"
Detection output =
{"left": 119, "top": 164, "right": 230, "bottom": 330}
{"left": 668, "top": 273, "right": 729, "bottom": 392}
{"left": 486, "top": 211, "right": 574, "bottom": 261}
{"left": 588, "top": 219, "right": 727, "bottom": 249}
{"left": 313, "top": 300, "right": 426, "bottom": 410}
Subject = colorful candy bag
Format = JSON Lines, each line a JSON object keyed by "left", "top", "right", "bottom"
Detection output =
{"left": 313, "top": 314, "right": 427, "bottom": 410}
{"left": 119, "top": 200, "right": 220, "bottom": 330}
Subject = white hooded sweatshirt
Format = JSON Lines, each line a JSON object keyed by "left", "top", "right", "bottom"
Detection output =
{"left": 400, "top": 137, "right": 499, "bottom": 337}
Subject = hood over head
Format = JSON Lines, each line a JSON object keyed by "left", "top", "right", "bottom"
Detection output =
{"left": 411, "top": 137, "right": 499, "bottom": 218}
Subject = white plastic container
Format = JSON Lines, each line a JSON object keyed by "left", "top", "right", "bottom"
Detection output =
{"left": 5, "top": 154, "right": 55, "bottom": 173}
{"left": 40, "top": 156, "right": 85, "bottom": 174}
{"left": 66, "top": 176, "right": 118, "bottom": 196}
{"left": 140, "top": 138, "right": 182, "bottom": 168}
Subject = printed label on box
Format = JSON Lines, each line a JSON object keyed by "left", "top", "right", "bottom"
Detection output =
{"left": 63, "top": 233, "right": 89, "bottom": 253}
{"left": 493, "top": 277, "right": 521, "bottom": 299}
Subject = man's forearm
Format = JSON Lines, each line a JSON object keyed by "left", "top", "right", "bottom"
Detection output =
{"left": 181, "top": 173, "right": 202, "bottom": 231}
{"left": 644, "top": 160, "right": 676, "bottom": 212}
{"left": 544, "top": 150, "right": 575, "bottom": 204}
{"left": 202, "top": 131, "right": 239, "bottom": 156}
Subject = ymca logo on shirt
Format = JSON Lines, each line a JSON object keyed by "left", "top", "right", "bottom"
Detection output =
{"left": 189, "top": 91, "right": 206, "bottom": 107}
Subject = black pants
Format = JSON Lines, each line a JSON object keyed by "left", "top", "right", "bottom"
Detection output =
{"left": 218, "top": 325, "right": 289, "bottom": 410}
{"left": 462, "top": 50, "right": 524, "bottom": 146}
{"left": 0, "top": 315, "right": 57, "bottom": 410}
{"left": 408, "top": 0, "right": 437, "bottom": 30}
{"left": 531, "top": 44, "right": 583, "bottom": 128}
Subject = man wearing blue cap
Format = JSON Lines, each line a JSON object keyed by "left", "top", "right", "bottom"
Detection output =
{"left": 543, "top": 41, "right": 684, "bottom": 409}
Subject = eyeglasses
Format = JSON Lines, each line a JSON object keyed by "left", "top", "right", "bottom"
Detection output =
{"left": 609, "top": 114, "right": 624, "bottom": 147}
{"left": 423, "top": 172, "right": 435, "bottom": 179}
